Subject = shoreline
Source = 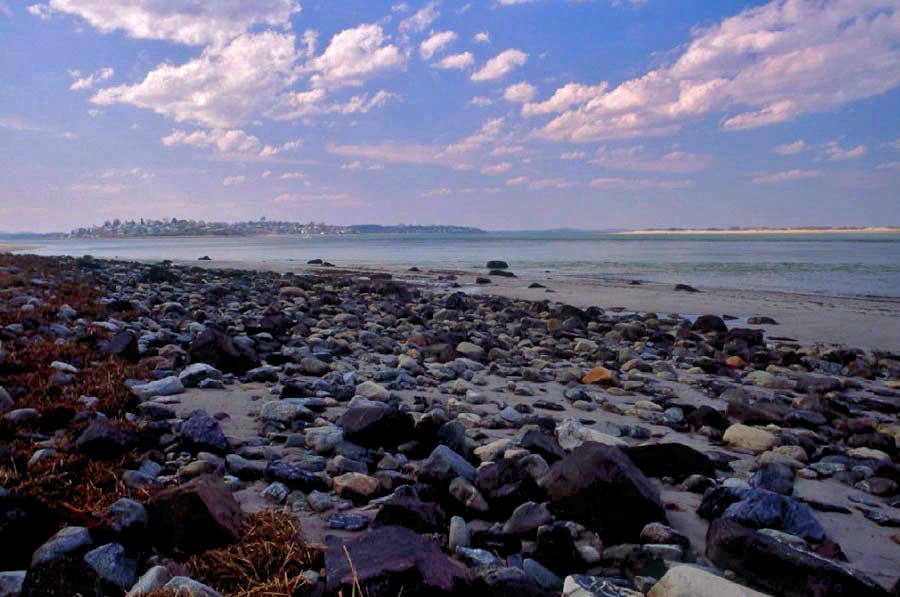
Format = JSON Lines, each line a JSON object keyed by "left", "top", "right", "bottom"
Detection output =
{"left": 617, "top": 227, "right": 900, "bottom": 235}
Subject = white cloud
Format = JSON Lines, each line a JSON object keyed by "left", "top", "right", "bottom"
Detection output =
{"left": 224, "top": 175, "right": 248, "bottom": 186}
{"left": 822, "top": 141, "right": 866, "bottom": 161}
{"left": 481, "top": 162, "right": 512, "bottom": 175}
{"left": 420, "top": 31, "right": 457, "bottom": 60}
{"left": 260, "top": 139, "right": 303, "bottom": 157}
{"left": 561, "top": 151, "right": 586, "bottom": 160}
{"left": 399, "top": 2, "right": 439, "bottom": 35}
{"left": 498, "top": 0, "right": 539, "bottom": 5}
{"left": 590, "top": 177, "right": 694, "bottom": 191}
{"left": 473, "top": 32, "right": 490, "bottom": 44}
{"left": 69, "top": 67, "right": 114, "bottom": 91}
{"left": 65, "top": 182, "right": 127, "bottom": 194}
{"left": 522, "top": 83, "right": 609, "bottom": 116}
{"left": 504, "top": 82, "right": 537, "bottom": 103}
{"left": 279, "top": 171, "right": 306, "bottom": 179}
{"left": 445, "top": 117, "right": 504, "bottom": 154}
{"left": 93, "top": 32, "right": 298, "bottom": 128}
{"left": 773, "top": 140, "right": 807, "bottom": 155}
{"left": 590, "top": 147, "right": 713, "bottom": 173}
{"left": 30, "top": 0, "right": 298, "bottom": 46}
{"left": 162, "top": 129, "right": 263, "bottom": 153}
{"left": 877, "top": 161, "right": 900, "bottom": 170}
{"left": 470, "top": 96, "right": 493, "bottom": 106}
{"left": 506, "top": 176, "right": 572, "bottom": 189}
{"left": 532, "top": 0, "right": 900, "bottom": 142}
{"left": 274, "top": 192, "right": 353, "bottom": 202}
{"left": 752, "top": 169, "right": 823, "bottom": 184}
{"left": 472, "top": 49, "right": 528, "bottom": 82}
{"left": 422, "top": 187, "right": 452, "bottom": 197}
{"left": 434, "top": 52, "right": 474, "bottom": 70}
{"left": 308, "top": 24, "right": 405, "bottom": 89}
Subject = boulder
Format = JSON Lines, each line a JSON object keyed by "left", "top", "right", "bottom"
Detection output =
{"left": 82, "top": 543, "right": 137, "bottom": 590}
{"left": 542, "top": 444, "right": 666, "bottom": 543}
{"left": 706, "top": 519, "right": 888, "bottom": 597}
{"left": 698, "top": 487, "right": 826, "bottom": 543}
{"left": 146, "top": 476, "right": 242, "bottom": 555}
{"left": 581, "top": 366, "right": 619, "bottom": 386}
{"left": 692, "top": 315, "right": 727, "bottom": 334}
{"left": 373, "top": 486, "right": 447, "bottom": 533}
{"left": 339, "top": 405, "right": 414, "bottom": 448}
{"left": 624, "top": 443, "right": 715, "bottom": 481}
{"left": 179, "top": 411, "right": 230, "bottom": 454}
{"left": 419, "top": 445, "right": 476, "bottom": 484}
{"left": 325, "top": 526, "right": 466, "bottom": 595}
{"left": 130, "top": 376, "right": 184, "bottom": 401}
{"left": 556, "top": 419, "right": 625, "bottom": 450}
{"left": 723, "top": 424, "right": 778, "bottom": 453}
{"left": 648, "top": 565, "right": 769, "bottom": 597}
{"left": 75, "top": 420, "right": 138, "bottom": 459}
{"left": 355, "top": 380, "right": 390, "bottom": 401}
{"left": 178, "top": 363, "right": 223, "bottom": 388}
{"left": 189, "top": 326, "right": 258, "bottom": 374}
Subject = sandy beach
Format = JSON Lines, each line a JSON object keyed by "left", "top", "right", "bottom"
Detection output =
{"left": 157, "top": 256, "right": 900, "bottom": 353}
{"left": 618, "top": 227, "right": 900, "bottom": 235}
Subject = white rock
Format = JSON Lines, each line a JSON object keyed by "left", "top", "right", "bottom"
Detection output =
{"left": 556, "top": 419, "right": 626, "bottom": 451}
{"left": 648, "top": 565, "right": 770, "bottom": 597}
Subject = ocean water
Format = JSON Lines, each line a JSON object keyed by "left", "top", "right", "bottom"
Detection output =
{"left": 22, "top": 231, "right": 900, "bottom": 298}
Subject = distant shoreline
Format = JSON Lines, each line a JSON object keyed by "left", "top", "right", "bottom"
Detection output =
{"left": 617, "top": 227, "right": 900, "bottom": 235}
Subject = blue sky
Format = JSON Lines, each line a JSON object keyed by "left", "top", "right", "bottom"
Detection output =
{"left": 1, "top": 0, "right": 899, "bottom": 232}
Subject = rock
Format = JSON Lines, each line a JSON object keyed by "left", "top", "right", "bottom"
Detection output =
{"left": 146, "top": 476, "right": 242, "bottom": 555}
{"left": 374, "top": 486, "right": 447, "bottom": 532}
{"left": 692, "top": 315, "right": 727, "bottom": 334}
{"left": 325, "top": 526, "right": 466, "bottom": 595}
{"left": 723, "top": 424, "right": 778, "bottom": 454}
{"left": 3, "top": 409, "right": 39, "bottom": 425}
{"left": 0, "top": 385, "right": 12, "bottom": 413}
{"left": 706, "top": 518, "right": 887, "bottom": 597}
{"left": 298, "top": 356, "right": 330, "bottom": 376}
{"left": 189, "top": 326, "right": 258, "bottom": 374}
{"left": 246, "top": 365, "right": 279, "bottom": 382}
{"left": 328, "top": 513, "right": 370, "bottom": 531}
{"left": 103, "top": 331, "right": 140, "bottom": 362}
{"left": 0, "top": 571, "right": 25, "bottom": 597}
{"left": 745, "top": 370, "right": 795, "bottom": 390}
{"left": 178, "top": 363, "right": 223, "bottom": 388}
{"left": 582, "top": 366, "right": 619, "bottom": 386}
{"left": 543, "top": 444, "right": 666, "bottom": 543}
{"left": 338, "top": 405, "right": 414, "bottom": 447}
{"left": 75, "top": 420, "right": 138, "bottom": 459}
{"left": 524, "top": 558, "right": 562, "bottom": 590}
{"left": 83, "top": 543, "right": 137, "bottom": 590}
{"left": 640, "top": 523, "right": 690, "bottom": 550}
{"left": 260, "top": 400, "right": 313, "bottom": 425}
{"left": 449, "top": 477, "right": 490, "bottom": 513}
{"left": 162, "top": 577, "right": 222, "bottom": 597}
{"left": 563, "top": 575, "right": 642, "bottom": 596}
{"left": 449, "top": 516, "right": 469, "bottom": 551}
{"left": 226, "top": 454, "right": 266, "bottom": 480}
{"left": 333, "top": 473, "right": 380, "bottom": 501}
{"left": 419, "top": 445, "right": 476, "bottom": 483}
{"left": 130, "top": 376, "right": 185, "bottom": 400}
{"left": 556, "top": 419, "right": 627, "bottom": 451}
{"left": 126, "top": 565, "right": 171, "bottom": 597}
{"left": 32, "top": 527, "right": 93, "bottom": 566}
{"left": 750, "top": 463, "right": 795, "bottom": 495}
{"left": 698, "top": 487, "right": 826, "bottom": 543}
{"left": 180, "top": 411, "right": 230, "bottom": 454}
{"left": 625, "top": 443, "right": 715, "bottom": 480}
{"left": 265, "top": 461, "right": 327, "bottom": 492}
{"left": 456, "top": 341, "right": 485, "bottom": 359}
{"left": 355, "top": 380, "right": 390, "bottom": 401}
{"left": 104, "top": 498, "right": 148, "bottom": 536}
{"left": 486, "top": 260, "right": 509, "bottom": 269}
{"left": 262, "top": 481, "right": 290, "bottom": 504}
{"left": 503, "top": 501, "right": 552, "bottom": 535}
{"left": 648, "top": 565, "right": 768, "bottom": 597}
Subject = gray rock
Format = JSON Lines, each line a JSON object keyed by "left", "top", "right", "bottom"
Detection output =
{"left": 32, "top": 526, "right": 93, "bottom": 566}
{"left": 449, "top": 516, "right": 469, "bottom": 551}
{"left": 131, "top": 376, "right": 185, "bottom": 400}
{"left": 503, "top": 501, "right": 553, "bottom": 536}
{"left": 0, "top": 385, "right": 13, "bottom": 413}
{"left": 162, "top": 577, "right": 222, "bottom": 597}
{"left": 126, "top": 565, "right": 171, "bottom": 597}
{"left": 260, "top": 400, "right": 313, "bottom": 425}
{"left": 419, "top": 445, "right": 476, "bottom": 483}
{"left": 179, "top": 363, "right": 223, "bottom": 388}
{"left": 262, "top": 482, "right": 290, "bottom": 503}
{"left": 180, "top": 410, "right": 230, "bottom": 454}
{"left": 0, "top": 571, "right": 25, "bottom": 597}
{"left": 3, "top": 408, "right": 39, "bottom": 425}
{"left": 226, "top": 454, "right": 266, "bottom": 479}
{"left": 105, "top": 498, "right": 148, "bottom": 535}
{"left": 524, "top": 558, "right": 562, "bottom": 590}
{"left": 563, "top": 575, "right": 642, "bottom": 596}
{"left": 83, "top": 543, "right": 137, "bottom": 589}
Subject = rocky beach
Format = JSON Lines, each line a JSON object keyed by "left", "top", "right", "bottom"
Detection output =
{"left": 1, "top": 251, "right": 899, "bottom": 597}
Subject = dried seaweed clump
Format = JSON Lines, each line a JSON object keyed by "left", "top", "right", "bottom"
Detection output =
{"left": 187, "top": 509, "right": 323, "bottom": 596}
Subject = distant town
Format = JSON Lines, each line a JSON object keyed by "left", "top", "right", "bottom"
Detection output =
{"left": 64, "top": 218, "right": 484, "bottom": 238}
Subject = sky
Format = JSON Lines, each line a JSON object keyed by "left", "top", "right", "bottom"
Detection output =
{"left": 1, "top": 0, "right": 899, "bottom": 232}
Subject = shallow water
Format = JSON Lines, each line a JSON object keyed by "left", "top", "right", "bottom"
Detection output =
{"left": 23, "top": 231, "right": 900, "bottom": 298}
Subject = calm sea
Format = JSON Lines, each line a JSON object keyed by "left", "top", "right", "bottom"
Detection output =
{"left": 20, "top": 231, "right": 900, "bottom": 298}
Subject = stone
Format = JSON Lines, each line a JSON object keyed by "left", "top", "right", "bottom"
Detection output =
{"left": 0, "top": 571, "right": 26, "bottom": 597}
{"left": 189, "top": 326, "right": 259, "bottom": 374}
{"left": 260, "top": 400, "right": 313, "bottom": 425}
{"left": 419, "top": 445, "right": 476, "bottom": 483}
{"left": 180, "top": 411, "right": 230, "bottom": 454}
{"left": 126, "top": 565, "right": 171, "bottom": 597}
{"left": 373, "top": 486, "right": 447, "bottom": 533}
{"left": 130, "top": 376, "right": 185, "bottom": 401}
{"left": 146, "top": 476, "right": 242, "bottom": 555}
{"left": 750, "top": 463, "right": 795, "bottom": 495}
{"left": 83, "top": 543, "right": 137, "bottom": 590}
{"left": 698, "top": 487, "right": 826, "bottom": 543}
{"left": 333, "top": 472, "right": 380, "bottom": 500}
{"left": 449, "top": 516, "right": 469, "bottom": 551}
{"left": 524, "top": 558, "right": 563, "bottom": 590}
{"left": 582, "top": 366, "right": 619, "bottom": 386}
{"left": 75, "top": 419, "right": 138, "bottom": 459}
{"left": 625, "top": 443, "right": 716, "bottom": 480}
{"left": 162, "top": 577, "right": 222, "bottom": 597}
{"left": 745, "top": 371, "right": 795, "bottom": 390}
{"left": 339, "top": 405, "right": 414, "bottom": 448}
{"left": 648, "top": 565, "right": 769, "bottom": 597}
{"left": 706, "top": 518, "right": 887, "bottom": 597}
{"left": 724, "top": 424, "right": 778, "bottom": 454}
{"left": 543, "top": 444, "right": 667, "bottom": 543}
{"left": 355, "top": 380, "right": 390, "bottom": 401}
{"left": 556, "top": 419, "right": 626, "bottom": 450}
{"left": 178, "top": 363, "right": 223, "bottom": 388}
{"left": 456, "top": 341, "right": 485, "bottom": 359}
{"left": 503, "top": 501, "right": 552, "bottom": 535}
{"left": 325, "top": 526, "right": 466, "bottom": 595}
{"left": 640, "top": 523, "right": 690, "bottom": 550}
{"left": 299, "top": 356, "right": 330, "bottom": 376}
{"left": 563, "top": 575, "right": 642, "bottom": 596}
{"left": 0, "top": 385, "right": 14, "bottom": 413}
{"left": 449, "top": 477, "right": 490, "bottom": 513}
{"left": 104, "top": 498, "right": 148, "bottom": 536}
{"left": 32, "top": 527, "right": 92, "bottom": 566}
{"left": 692, "top": 315, "right": 727, "bottom": 334}
{"left": 486, "top": 260, "right": 509, "bottom": 269}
